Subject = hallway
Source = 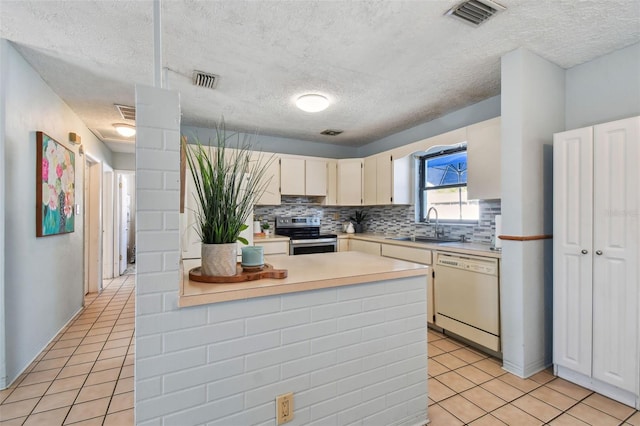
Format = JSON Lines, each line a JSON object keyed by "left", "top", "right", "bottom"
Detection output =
{"left": 0, "top": 275, "right": 134, "bottom": 425}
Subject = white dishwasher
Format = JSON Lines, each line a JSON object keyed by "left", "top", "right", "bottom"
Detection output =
{"left": 435, "top": 252, "right": 500, "bottom": 352}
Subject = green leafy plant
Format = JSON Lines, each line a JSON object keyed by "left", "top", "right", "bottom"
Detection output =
{"left": 349, "top": 210, "right": 368, "bottom": 224}
{"left": 183, "top": 121, "right": 273, "bottom": 245}
{"left": 261, "top": 222, "right": 270, "bottom": 230}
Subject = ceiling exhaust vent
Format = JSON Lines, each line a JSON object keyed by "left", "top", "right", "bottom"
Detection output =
{"left": 445, "top": 0, "right": 506, "bottom": 26}
{"left": 115, "top": 104, "right": 136, "bottom": 121}
{"left": 193, "top": 70, "right": 219, "bottom": 89}
{"left": 321, "top": 129, "right": 343, "bottom": 136}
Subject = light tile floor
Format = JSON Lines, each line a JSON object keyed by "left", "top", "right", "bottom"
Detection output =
{"left": 427, "top": 329, "right": 639, "bottom": 425}
{"left": 1, "top": 274, "right": 638, "bottom": 425}
{"left": 0, "top": 275, "right": 134, "bottom": 425}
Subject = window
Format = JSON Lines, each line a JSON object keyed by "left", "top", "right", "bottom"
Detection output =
{"left": 418, "top": 144, "right": 479, "bottom": 222}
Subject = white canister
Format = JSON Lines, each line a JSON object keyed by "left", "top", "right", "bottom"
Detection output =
{"left": 346, "top": 222, "right": 355, "bottom": 234}
{"left": 253, "top": 221, "right": 262, "bottom": 234}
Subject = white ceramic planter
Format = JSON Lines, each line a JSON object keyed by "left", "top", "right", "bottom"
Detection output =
{"left": 201, "top": 243, "right": 237, "bottom": 276}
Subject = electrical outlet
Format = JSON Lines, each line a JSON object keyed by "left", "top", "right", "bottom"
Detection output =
{"left": 276, "top": 392, "right": 294, "bottom": 425}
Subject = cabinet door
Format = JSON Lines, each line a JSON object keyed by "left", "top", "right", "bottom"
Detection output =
{"left": 377, "top": 155, "right": 392, "bottom": 204}
{"left": 591, "top": 116, "right": 639, "bottom": 392}
{"left": 254, "top": 154, "right": 280, "bottom": 205}
{"left": 392, "top": 155, "right": 412, "bottom": 205}
{"left": 280, "top": 158, "right": 305, "bottom": 195}
{"left": 338, "top": 239, "right": 349, "bottom": 252}
{"left": 305, "top": 159, "right": 327, "bottom": 196}
{"left": 337, "top": 159, "right": 363, "bottom": 205}
{"left": 325, "top": 161, "right": 338, "bottom": 205}
{"left": 349, "top": 239, "right": 380, "bottom": 256}
{"left": 363, "top": 156, "right": 377, "bottom": 205}
{"left": 553, "top": 126, "right": 594, "bottom": 376}
{"left": 467, "top": 117, "right": 501, "bottom": 200}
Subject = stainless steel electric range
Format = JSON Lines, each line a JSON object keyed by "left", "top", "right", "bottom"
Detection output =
{"left": 275, "top": 216, "right": 338, "bottom": 255}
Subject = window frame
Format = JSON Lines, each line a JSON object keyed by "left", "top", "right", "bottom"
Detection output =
{"left": 417, "top": 145, "right": 478, "bottom": 224}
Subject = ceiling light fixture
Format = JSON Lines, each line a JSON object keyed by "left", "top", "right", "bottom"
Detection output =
{"left": 296, "top": 94, "right": 329, "bottom": 113}
{"left": 113, "top": 123, "right": 136, "bottom": 138}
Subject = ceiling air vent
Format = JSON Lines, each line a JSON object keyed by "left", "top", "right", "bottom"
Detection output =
{"left": 445, "top": 0, "right": 506, "bottom": 26}
{"left": 321, "top": 129, "right": 343, "bottom": 136}
{"left": 193, "top": 70, "right": 219, "bottom": 89}
{"left": 115, "top": 104, "right": 136, "bottom": 121}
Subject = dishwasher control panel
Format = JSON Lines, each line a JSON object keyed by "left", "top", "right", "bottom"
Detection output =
{"left": 436, "top": 253, "right": 498, "bottom": 276}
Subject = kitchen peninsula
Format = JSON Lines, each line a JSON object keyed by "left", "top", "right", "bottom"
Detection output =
{"left": 176, "top": 251, "right": 429, "bottom": 425}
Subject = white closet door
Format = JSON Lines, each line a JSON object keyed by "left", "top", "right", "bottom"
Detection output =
{"left": 592, "top": 116, "right": 640, "bottom": 393}
{"left": 553, "top": 126, "right": 594, "bottom": 376}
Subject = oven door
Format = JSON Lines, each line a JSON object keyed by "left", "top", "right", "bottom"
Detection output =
{"left": 289, "top": 238, "right": 337, "bottom": 255}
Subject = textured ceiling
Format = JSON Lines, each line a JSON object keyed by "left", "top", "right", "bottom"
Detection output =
{"left": 1, "top": 0, "right": 639, "bottom": 153}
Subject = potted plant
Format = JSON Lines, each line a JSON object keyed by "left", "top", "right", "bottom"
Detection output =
{"left": 183, "top": 121, "right": 273, "bottom": 276}
{"left": 349, "top": 210, "right": 368, "bottom": 233}
{"left": 261, "top": 221, "right": 271, "bottom": 236}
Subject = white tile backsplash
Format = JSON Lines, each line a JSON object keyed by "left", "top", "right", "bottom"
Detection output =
{"left": 255, "top": 199, "right": 501, "bottom": 244}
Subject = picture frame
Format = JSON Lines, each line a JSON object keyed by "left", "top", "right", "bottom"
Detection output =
{"left": 36, "top": 131, "right": 75, "bottom": 237}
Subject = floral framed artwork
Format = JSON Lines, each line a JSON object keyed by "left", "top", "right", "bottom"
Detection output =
{"left": 36, "top": 131, "right": 75, "bottom": 236}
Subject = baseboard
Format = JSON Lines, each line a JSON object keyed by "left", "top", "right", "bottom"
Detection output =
{"left": 2, "top": 306, "right": 83, "bottom": 389}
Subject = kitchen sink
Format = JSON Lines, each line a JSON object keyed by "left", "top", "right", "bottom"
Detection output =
{"left": 387, "top": 236, "right": 460, "bottom": 244}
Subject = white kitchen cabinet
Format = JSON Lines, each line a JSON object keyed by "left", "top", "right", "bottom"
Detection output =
{"left": 364, "top": 154, "right": 393, "bottom": 205}
{"left": 280, "top": 157, "right": 327, "bottom": 197}
{"left": 254, "top": 153, "right": 281, "bottom": 205}
{"left": 349, "top": 239, "right": 380, "bottom": 256}
{"left": 363, "top": 153, "right": 412, "bottom": 205}
{"left": 254, "top": 240, "right": 289, "bottom": 255}
{"left": 553, "top": 116, "right": 639, "bottom": 408}
{"left": 337, "top": 159, "right": 363, "bottom": 205}
{"left": 305, "top": 159, "right": 327, "bottom": 196}
{"left": 325, "top": 160, "right": 338, "bottom": 205}
{"left": 280, "top": 157, "right": 305, "bottom": 195}
{"left": 466, "top": 117, "right": 501, "bottom": 200}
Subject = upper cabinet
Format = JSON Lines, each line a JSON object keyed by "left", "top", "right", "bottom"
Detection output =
{"left": 466, "top": 117, "right": 501, "bottom": 200}
{"left": 253, "top": 153, "right": 281, "bottom": 205}
{"left": 280, "top": 157, "right": 327, "bottom": 197}
{"left": 280, "top": 157, "right": 305, "bottom": 195}
{"left": 337, "top": 159, "right": 363, "bottom": 205}
{"left": 325, "top": 160, "right": 338, "bottom": 205}
{"left": 363, "top": 154, "right": 391, "bottom": 205}
{"left": 363, "top": 153, "right": 412, "bottom": 205}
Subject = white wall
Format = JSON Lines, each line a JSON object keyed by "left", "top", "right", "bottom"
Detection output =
{"left": 1, "top": 39, "right": 114, "bottom": 385}
{"left": 500, "top": 48, "right": 565, "bottom": 377}
{"left": 113, "top": 152, "right": 136, "bottom": 171}
{"left": 0, "top": 40, "right": 7, "bottom": 388}
{"left": 566, "top": 42, "right": 640, "bottom": 130}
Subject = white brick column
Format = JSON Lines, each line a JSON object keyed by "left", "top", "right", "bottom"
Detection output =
{"left": 134, "top": 85, "right": 188, "bottom": 424}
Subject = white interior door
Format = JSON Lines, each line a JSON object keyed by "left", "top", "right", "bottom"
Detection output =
{"left": 119, "top": 175, "right": 129, "bottom": 274}
{"left": 102, "top": 170, "right": 114, "bottom": 279}
{"left": 552, "top": 126, "right": 594, "bottom": 376}
{"left": 591, "top": 116, "right": 639, "bottom": 393}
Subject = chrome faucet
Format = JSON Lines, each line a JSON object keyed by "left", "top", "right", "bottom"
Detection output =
{"left": 426, "top": 207, "right": 443, "bottom": 239}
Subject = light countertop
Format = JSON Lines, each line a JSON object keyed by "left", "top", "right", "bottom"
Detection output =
{"left": 344, "top": 233, "right": 501, "bottom": 258}
{"left": 179, "top": 251, "right": 429, "bottom": 307}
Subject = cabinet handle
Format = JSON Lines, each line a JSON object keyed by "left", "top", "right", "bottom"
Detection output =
{"left": 581, "top": 249, "right": 588, "bottom": 254}
{"left": 595, "top": 250, "right": 603, "bottom": 255}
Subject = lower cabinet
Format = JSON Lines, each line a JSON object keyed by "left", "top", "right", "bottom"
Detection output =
{"left": 349, "top": 239, "right": 381, "bottom": 256}
{"left": 381, "top": 243, "right": 434, "bottom": 325}
{"left": 337, "top": 238, "right": 350, "bottom": 252}
{"left": 254, "top": 240, "right": 289, "bottom": 255}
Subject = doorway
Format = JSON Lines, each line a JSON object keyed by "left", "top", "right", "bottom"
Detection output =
{"left": 84, "top": 155, "right": 102, "bottom": 295}
{"left": 116, "top": 171, "right": 135, "bottom": 275}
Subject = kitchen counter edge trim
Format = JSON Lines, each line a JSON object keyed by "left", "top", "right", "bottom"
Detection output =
{"left": 179, "top": 251, "right": 429, "bottom": 308}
